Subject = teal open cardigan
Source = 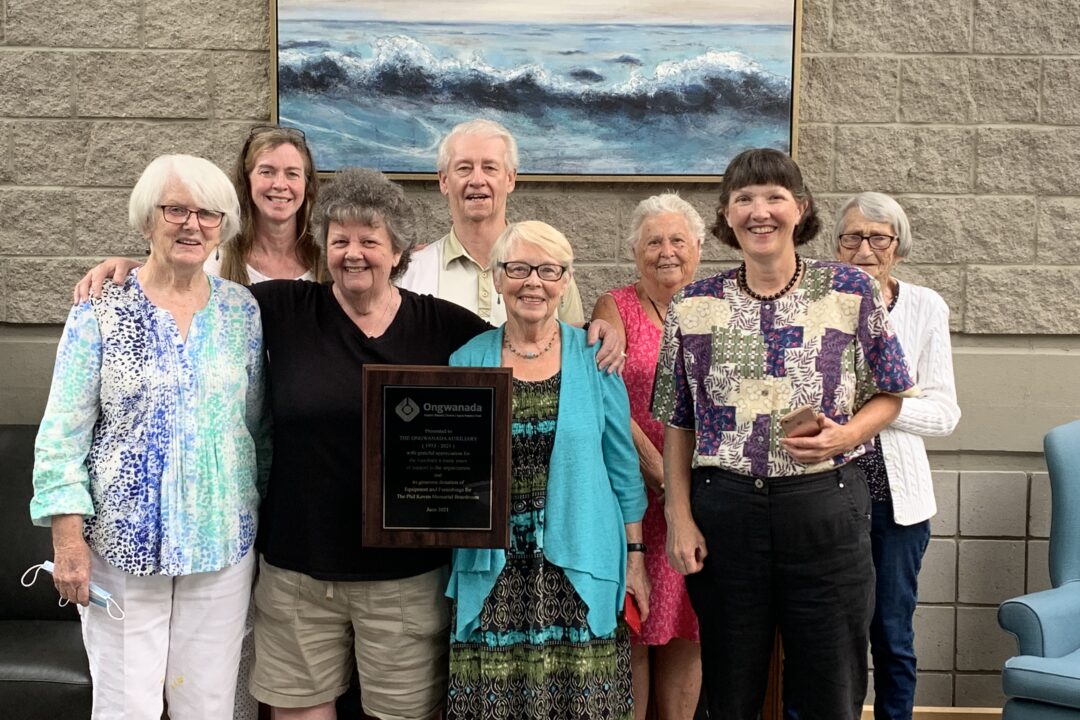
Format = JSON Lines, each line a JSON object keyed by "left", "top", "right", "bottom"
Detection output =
{"left": 446, "top": 322, "right": 647, "bottom": 641}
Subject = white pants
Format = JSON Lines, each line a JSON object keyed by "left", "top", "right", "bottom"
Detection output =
{"left": 80, "top": 550, "right": 255, "bottom": 720}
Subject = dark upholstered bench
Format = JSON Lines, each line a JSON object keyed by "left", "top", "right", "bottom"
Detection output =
{"left": 0, "top": 425, "right": 92, "bottom": 719}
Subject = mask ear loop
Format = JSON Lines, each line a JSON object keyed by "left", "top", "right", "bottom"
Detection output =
{"left": 20, "top": 563, "right": 71, "bottom": 608}
{"left": 105, "top": 597, "right": 126, "bottom": 621}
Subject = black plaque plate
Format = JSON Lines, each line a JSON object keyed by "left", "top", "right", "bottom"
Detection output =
{"left": 362, "top": 365, "right": 511, "bottom": 548}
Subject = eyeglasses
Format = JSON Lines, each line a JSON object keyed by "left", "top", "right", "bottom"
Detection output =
{"left": 838, "top": 233, "right": 898, "bottom": 250}
{"left": 499, "top": 261, "right": 568, "bottom": 281}
{"left": 248, "top": 125, "right": 306, "bottom": 141}
{"left": 158, "top": 205, "right": 225, "bottom": 228}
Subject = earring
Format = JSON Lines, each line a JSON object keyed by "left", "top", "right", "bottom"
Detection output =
{"left": 496, "top": 294, "right": 501, "bottom": 305}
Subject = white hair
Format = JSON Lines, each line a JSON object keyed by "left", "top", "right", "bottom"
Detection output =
{"left": 626, "top": 193, "right": 706, "bottom": 252}
{"left": 834, "top": 192, "right": 913, "bottom": 258}
{"left": 128, "top": 154, "right": 241, "bottom": 242}
{"left": 436, "top": 119, "right": 519, "bottom": 173}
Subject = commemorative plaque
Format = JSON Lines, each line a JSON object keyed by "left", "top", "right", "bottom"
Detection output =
{"left": 362, "top": 365, "right": 511, "bottom": 548}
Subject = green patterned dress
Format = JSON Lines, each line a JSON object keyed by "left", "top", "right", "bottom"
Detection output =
{"left": 446, "top": 373, "right": 633, "bottom": 720}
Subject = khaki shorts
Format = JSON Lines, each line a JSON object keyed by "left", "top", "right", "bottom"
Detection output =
{"left": 250, "top": 557, "right": 450, "bottom": 719}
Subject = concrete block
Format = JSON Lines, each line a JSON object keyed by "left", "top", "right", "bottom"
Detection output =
{"left": 832, "top": 0, "right": 970, "bottom": 53}
{"left": 900, "top": 58, "right": 1040, "bottom": 124}
{"left": 0, "top": 125, "right": 10, "bottom": 184}
{"left": 959, "top": 471, "right": 1028, "bottom": 537}
{"left": 0, "top": 190, "right": 75, "bottom": 255}
{"left": 212, "top": 52, "right": 271, "bottom": 120}
{"left": 144, "top": 0, "right": 268, "bottom": 50}
{"left": 509, "top": 192, "right": 632, "bottom": 263}
{"left": 412, "top": 187, "right": 452, "bottom": 248}
{"left": 8, "top": 121, "right": 94, "bottom": 186}
{"left": 835, "top": 127, "right": 974, "bottom": 195}
{"left": 1027, "top": 540, "right": 1051, "bottom": 594}
{"left": 958, "top": 540, "right": 1025, "bottom": 605}
{"left": 973, "top": 0, "right": 1080, "bottom": 54}
{"left": 914, "top": 672, "right": 953, "bottom": 707}
{"left": 1043, "top": 59, "right": 1080, "bottom": 125}
{"left": 796, "top": 125, "right": 833, "bottom": 194}
{"left": 5, "top": 259, "right": 105, "bottom": 324}
{"left": 1037, "top": 199, "right": 1080, "bottom": 264}
{"left": 0, "top": 52, "right": 74, "bottom": 117}
{"left": 931, "top": 470, "right": 959, "bottom": 536}
{"left": 954, "top": 673, "right": 1006, "bottom": 708}
{"left": 976, "top": 128, "right": 1080, "bottom": 195}
{"left": 945, "top": 351, "right": 1080, "bottom": 452}
{"left": 799, "top": 57, "right": 897, "bottom": 123}
{"left": 76, "top": 52, "right": 212, "bottom": 119}
{"left": 5, "top": 0, "right": 140, "bottom": 46}
{"left": 965, "top": 266, "right": 1080, "bottom": 334}
{"left": 73, "top": 190, "right": 147, "bottom": 257}
{"left": 914, "top": 605, "right": 955, "bottom": 671}
{"left": 574, "top": 263, "right": 652, "bottom": 319}
{"left": 956, "top": 607, "right": 1016, "bottom": 671}
{"left": 78, "top": 121, "right": 252, "bottom": 187}
{"left": 918, "top": 539, "right": 957, "bottom": 603}
{"left": 800, "top": 0, "right": 830, "bottom": 53}
{"left": 891, "top": 265, "right": 964, "bottom": 332}
{"left": 1029, "top": 472, "right": 1050, "bottom": 538}
{"left": 902, "top": 196, "right": 1035, "bottom": 265}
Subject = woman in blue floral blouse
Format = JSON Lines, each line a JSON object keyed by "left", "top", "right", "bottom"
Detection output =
{"left": 652, "top": 148, "right": 917, "bottom": 720}
{"left": 30, "top": 154, "right": 270, "bottom": 720}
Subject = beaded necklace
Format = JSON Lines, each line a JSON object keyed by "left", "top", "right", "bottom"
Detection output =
{"left": 737, "top": 253, "right": 803, "bottom": 302}
{"left": 503, "top": 326, "right": 559, "bottom": 360}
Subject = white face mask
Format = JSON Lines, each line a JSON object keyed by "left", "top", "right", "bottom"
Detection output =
{"left": 21, "top": 561, "right": 126, "bottom": 621}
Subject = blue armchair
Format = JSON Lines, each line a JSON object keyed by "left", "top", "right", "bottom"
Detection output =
{"left": 997, "top": 419, "right": 1080, "bottom": 719}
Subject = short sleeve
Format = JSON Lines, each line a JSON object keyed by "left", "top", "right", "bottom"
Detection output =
{"left": 854, "top": 279, "right": 917, "bottom": 409}
{"left": 651, "top": 295, "right": 695, "bottom": 429}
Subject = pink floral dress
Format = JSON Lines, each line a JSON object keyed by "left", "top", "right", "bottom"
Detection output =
{"left": 609, "top": 284, "right": 699, "bottom": 645}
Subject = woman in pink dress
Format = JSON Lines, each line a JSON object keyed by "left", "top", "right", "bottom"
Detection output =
{"left": 591, "top": 194, "right": 705, "bottom": 720}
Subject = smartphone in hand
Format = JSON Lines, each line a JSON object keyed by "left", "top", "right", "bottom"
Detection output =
{"left": 780, "top": 406, "right": 820, "bottom": 438}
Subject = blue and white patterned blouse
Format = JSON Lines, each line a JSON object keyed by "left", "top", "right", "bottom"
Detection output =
{"left": 30, "top": 269, "right": 270, "bottom": 577}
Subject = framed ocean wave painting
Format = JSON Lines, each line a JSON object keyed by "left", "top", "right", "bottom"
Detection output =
{"left": 272, "top": 0, "right": 802, "bottom": 180}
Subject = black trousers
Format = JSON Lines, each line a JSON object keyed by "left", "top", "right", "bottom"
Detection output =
{"left": 685, "top": 463, "right": 874, "bottom": 720}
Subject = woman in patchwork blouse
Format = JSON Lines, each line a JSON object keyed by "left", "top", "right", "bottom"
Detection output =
{"left": 652, "top": 148, "right": 917, "bottom": 720}
{"left": 30, "top": 154, "right": 270, "bottom": 720}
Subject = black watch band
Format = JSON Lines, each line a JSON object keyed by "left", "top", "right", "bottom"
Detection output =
{"left": 627, "top": 543, "right": 647, "bottom": 553}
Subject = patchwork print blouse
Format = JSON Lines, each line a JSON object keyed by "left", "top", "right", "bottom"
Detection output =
{"left": 30, "top": 270, "right": 270, "bottom": 576}
{"left": 651, "top": 259, "right": 916, "bottom": 478}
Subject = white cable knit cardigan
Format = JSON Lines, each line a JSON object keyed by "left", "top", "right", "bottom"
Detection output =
{"left": 880, "top": 280, "right": 961, "bottom": 526}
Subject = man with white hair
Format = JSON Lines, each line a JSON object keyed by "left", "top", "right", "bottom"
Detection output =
{"left": 398, "top": 119, "right": 585, "bottom": 324}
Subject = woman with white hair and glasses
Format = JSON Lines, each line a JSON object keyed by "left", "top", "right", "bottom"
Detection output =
{"left": 592, "top": 193, "right": 705, "bottom": 720}
{"left": 31, "top": 154, "right": 270, "bottom": 719}
{"left": 834, "top": 191, "right": 960, "bottom": 720}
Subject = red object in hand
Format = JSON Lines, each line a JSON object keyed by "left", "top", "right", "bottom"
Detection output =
{"left": 624, "top": 592, "right": 642, "bottom": 635}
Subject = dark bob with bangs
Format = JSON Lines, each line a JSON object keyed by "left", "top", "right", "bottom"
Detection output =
{"left": 710, "top": 148, "right": 821, "bottom": 249}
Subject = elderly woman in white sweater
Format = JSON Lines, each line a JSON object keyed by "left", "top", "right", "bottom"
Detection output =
{"left": 834, "top": 192, "right": 961, "bottom": 720}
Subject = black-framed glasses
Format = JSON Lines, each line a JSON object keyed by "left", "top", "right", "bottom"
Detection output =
{"left": 158, "top": 205, "right": 225, "bottom": 228}
{"left": 248, "top": 125, "right": 306, "bottom": 141}
{"left": 838, "top": 233, "right": 897, "bottom": 250}
{"left": 499, "top": 261, "right": 567, "bottom": 281}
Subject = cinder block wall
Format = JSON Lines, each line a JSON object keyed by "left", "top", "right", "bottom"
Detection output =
{"left": 2, "top": 0, "right": 1079, "bottom": 707}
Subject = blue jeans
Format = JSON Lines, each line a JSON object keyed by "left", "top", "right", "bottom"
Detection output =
{"left": 869, "top": 501, "right": 931, "bottom": 720}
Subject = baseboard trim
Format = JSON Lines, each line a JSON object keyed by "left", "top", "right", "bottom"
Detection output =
{"left": 862, "top": 708, "right": 1001, "bottom": 719}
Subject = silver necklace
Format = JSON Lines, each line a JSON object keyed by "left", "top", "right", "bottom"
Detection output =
{"left": 504, "top": 327, "right": 558, "bottom": 360}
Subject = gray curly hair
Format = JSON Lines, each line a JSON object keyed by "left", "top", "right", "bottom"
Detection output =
{"left": 312, "top": 168, "right": 417, "bottom": 280}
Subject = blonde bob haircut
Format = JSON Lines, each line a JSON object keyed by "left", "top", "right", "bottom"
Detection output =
{"left": 491, "top": 221, "right": 574, "bottom": 279}
{"left": 128, "top": 154, "right": 241, "bottom": 243}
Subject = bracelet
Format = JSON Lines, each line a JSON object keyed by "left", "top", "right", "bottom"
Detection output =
{"left": 627, "top": 543, "right": 647, "bottom": 553}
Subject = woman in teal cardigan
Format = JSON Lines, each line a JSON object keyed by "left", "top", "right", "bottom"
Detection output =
{"left": 446, "top": 220, "right": 649, "bottom": 720}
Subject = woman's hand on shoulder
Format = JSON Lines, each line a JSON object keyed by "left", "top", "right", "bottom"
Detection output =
{"left": 665, "top": 512, "right": 707, "bottom": 575}
{"left": 780, "top": 414, "right": 855, "bottom": 464}
{"left": 586, "top": 312, "right": 626, "bottom": 375}
{"left": 72, "top": 257, "right": 143, "bottom": 305}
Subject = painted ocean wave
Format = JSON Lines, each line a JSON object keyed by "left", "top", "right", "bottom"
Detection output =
{"left": 278, "top": 35, "right": 790, "bottom": 118}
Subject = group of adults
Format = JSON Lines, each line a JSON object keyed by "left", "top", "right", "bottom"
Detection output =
{"left": 29, "top": 116, "right": 959, "bottom": 720}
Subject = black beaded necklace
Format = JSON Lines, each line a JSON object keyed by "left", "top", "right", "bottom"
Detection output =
{"left": 738, "top": 253, "right": 803, "bottom": 302}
